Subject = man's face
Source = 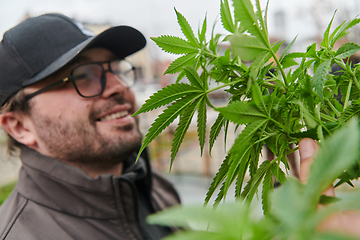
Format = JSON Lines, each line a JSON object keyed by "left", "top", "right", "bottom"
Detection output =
{"left": 23, "top": 48, "right": 142, "bottom": 165}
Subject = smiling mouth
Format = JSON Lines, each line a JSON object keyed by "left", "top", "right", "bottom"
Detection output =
{"left": 99, "top": 111, "right": 129, "bottom": 121}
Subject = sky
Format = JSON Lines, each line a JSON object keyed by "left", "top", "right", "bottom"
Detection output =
{"left": 1, "top": 0, "right": 360, "bottom": 60}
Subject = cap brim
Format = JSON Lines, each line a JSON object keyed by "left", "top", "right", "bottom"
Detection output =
{"left": 23, "top": 25, "right": 146, "bottom": 87}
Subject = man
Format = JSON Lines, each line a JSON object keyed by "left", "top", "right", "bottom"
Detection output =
{"left": 0, "top": 13, "right": 180, "bottom": 240}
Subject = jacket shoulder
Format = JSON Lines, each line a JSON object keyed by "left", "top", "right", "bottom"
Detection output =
{"left": 150, "top": 167, "right": 181, "bottom": 210}
{"left": 0, "top": 189, "right": 27, "bottom": 240}
{"left": 0, "top": 190, "right": 73, "bottom": 240}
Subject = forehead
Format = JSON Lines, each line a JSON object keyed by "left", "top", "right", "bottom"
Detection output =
{"left": 73, "top": 48, "right": 118, "bottom": 65}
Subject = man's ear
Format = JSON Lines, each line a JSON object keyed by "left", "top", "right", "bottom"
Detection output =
{"left": 0, "top": 112, "right": 37, "bottom": 147}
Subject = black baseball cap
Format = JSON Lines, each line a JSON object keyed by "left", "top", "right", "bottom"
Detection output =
{"left": 0, "top": 13, "right": 146, "bottom": 106}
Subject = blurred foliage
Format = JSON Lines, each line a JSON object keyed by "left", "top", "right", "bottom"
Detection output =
{"left": 0, "top": 181, "right": 15, "bottom": 205}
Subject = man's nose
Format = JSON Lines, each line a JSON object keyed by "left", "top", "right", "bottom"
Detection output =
{"left": 101, "top": 70, "right": 128, "bottom": 98}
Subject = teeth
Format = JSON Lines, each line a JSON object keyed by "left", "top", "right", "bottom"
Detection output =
{"left": 100, "top": 111, "right": 128, "bottom": 121}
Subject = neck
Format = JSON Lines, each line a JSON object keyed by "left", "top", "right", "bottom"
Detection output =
{"left": 66, "top": 162, "right": 124, "bottom": 178}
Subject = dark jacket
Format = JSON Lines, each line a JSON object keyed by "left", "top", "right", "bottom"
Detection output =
{"left": 0, "top": 146, "right": 180, "bottom": 240}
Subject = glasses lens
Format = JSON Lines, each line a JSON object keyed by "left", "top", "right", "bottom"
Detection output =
{"left": 72, "top": 64, "right": 103, "bottom": 97}
{"left": 111, "top": 60, "right": 135, "bottom": 87}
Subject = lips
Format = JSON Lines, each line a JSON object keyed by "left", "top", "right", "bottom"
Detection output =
{"left": 99, "top": 110, "right": 129, "bottom": 121}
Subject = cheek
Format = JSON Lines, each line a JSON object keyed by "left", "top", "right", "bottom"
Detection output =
{"left": 31, "top": 95, "right": 92, "bottom": 121}
{"left": 127, "top": 90, "right": 137, "bottom": 110}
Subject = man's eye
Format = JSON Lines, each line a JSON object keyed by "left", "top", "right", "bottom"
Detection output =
{"left": 73, "top": 73, "right": 88, "bottom": 80}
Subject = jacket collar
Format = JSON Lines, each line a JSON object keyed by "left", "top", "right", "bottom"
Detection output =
{"left": 16, "top": 146, "right": 147, "bottom": 219}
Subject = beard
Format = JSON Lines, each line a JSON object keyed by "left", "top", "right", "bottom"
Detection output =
{"left": 29, "top": 100, "right": 142, "bottom": 167}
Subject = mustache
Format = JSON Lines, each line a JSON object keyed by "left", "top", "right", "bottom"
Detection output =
{"left": 89, "top": 96, "right": 134, "bottom": 124}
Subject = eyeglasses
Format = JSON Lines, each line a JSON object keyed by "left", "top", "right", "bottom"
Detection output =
{"left": 25, "top": 59, "right": 136, "bottom": 101}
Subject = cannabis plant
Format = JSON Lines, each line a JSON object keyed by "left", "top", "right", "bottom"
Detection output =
{"left": 133, "top": 0, "right": 360, "bottom": 217}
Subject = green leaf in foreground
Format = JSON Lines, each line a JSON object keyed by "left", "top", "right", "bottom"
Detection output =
{"left": 165, "top": 53, "right": 198, "bottom": 74}
{"left": 174, "top": 8, "right": 199, "bottom": 47}
{"left": 335, "top": 42, "right": 360, "bottom": 60}
{"left": 133, "top": 83, "right": 202, "bottom": 115}
{"left": 233, "top": 0, "right": 265, "bottom": 43}
{"left": 170, "top": 97, "right": 202, "bottom": 169}
{"left": 147, "top": 202, "right": 254, "bottom": 240}
{"left": 215, "top": 101, "right": 267, "bottom": 125}
{"left": 220, "top": 0, "right": 235, "bottom": 33}
{"left": 197, "top": 96, "right": 207, "bottom": 156}
{"left": 150, "top": 35, "right": 199, "bottom": 55}
{"left": 136, "top": 94, "right": 202, "bottom": 160}
{"left": 209, "top": 113, "right": 225, "bottom": 156}
{"left": 305, "top": 118, "right": 359, "bottom": 202}
{"left": 311, "top": 60, "right": 331, "bottom": 102}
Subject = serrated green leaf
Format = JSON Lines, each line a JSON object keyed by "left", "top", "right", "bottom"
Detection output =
{"left": 183, "top": 65, "right": 204, "bottom": 89}
{"left": 339, "top": 99, "right": 360, "bottom": 123}
{"left": 220, "top": 0, "right": 235, "bottom": 33}
{"left": 198, "top": 14, "right": 207, "bottom": 43}
{"left": 281, "top": 52, "right": 304, "bottom": 69}
{"left": 215, "top": 101, "right": 267, "bottom": 125}
{"left": 279, "top": 35, "right": 298, "bottom": 62}
{"left": 262, "top": 169, "right": 273, "bottom": 215}
{"left": 242, "top": 160, "right": 273, "bottom": 202}
{"left": 213, "top": 181, "right": 228, "bottom": 206}
{"left": 133, "top": 83, "right": 202, "bottom": 115}
{"left": 251, "top": 80, "right": 267, "bottom": 114}
{"left": 204, "top": 154, "right": 230, "bottom": 205}
{"left": 224, "top": 119, "right": 268, "bottom": 198}
{"left": 311, "top": 60, "right": 331, "bottom": 102}
{"left": 335, "top": 161, "right": 360, "bottom": 187}
{"left": 176, "top": 71, "right": 186, "bottom": 83}
{"left": 233, "top": 0, "right": 266, "bottom": 44}
{"left": 227, "top": 33, "right": 268, "bottom": 62}
{"left": 209, "top": 113, "right": 225, "bottom": 156}
{"left": 250, "top": 50, "right": 271, "bottom": 81}
{"left": 197, "top": 96, "right": 207, "bottom": 156}
{"left": 281, "top": 59, "right": 299, "bottom": 69}
{"left": 165, "top": 53, "right": 198, "bottom": 74}
{"left": 151, "top": 35, "right": 198, "bottom": 55}
{"left": 297, "top": 100, "right": 318, "bottom": 129}
{"left": 321, "top": 11, "right": 336, "bottom": 48}
{"left": 210, "top": 30, "right": 221, "bottom": 54}
{"left": 224, "top": 143, "right": 252, "bottom": 201}
{"left": 170, "top": 96, "right": 202, "bottom": 169}
{"left": 330, "top": 17, "right": 360, "bottom": 47}
{"left": 335, "top": 42, "right": 360, "bottom": 60}
{"left": 137, "top": 94, "right": 202, "bottom": 161}
{"left": 329, "top": 20, "right": 347, "bottom": 48}
{"left": 175, "top": 8, "right": 199, "bottom": 47}
{"left": 271, "top": 164, "right": 287, "bottom": 184}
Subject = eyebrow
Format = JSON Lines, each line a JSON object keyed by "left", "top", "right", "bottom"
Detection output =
{"left": 69, "top": 55, "right": 93, "bottom": 66}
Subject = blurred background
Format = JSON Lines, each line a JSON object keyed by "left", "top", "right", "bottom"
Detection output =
{"left": 1, "top": 0, "right": 360, "bottom": 205}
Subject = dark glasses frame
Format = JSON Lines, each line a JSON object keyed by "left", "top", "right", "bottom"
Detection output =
{"left": 24, "top": 59, "right": 135, "bottom": 101}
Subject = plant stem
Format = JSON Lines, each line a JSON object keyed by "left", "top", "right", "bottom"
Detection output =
{"left": 325, "top": 99, "right": 340, "bottom": 118}
{"left": 286, "top": 146, "right": 299, "bottom": 155}
{"left": 207, "top": 79, "right": 243, "bottom": 93}
{"left": 269, "top": 118, "right": 287, "bottom": 131}
{"left": 269, "top": 48, "right": 288, "bottom": 86}
{"left": 262, "top": 81, "right": 285, "bottom": 92}
{"left": 344, "top": 79, "right": 353, "bottom": 109}
{"left": 320, "top": 112, "right": 337, "bottom": 122}
{"left": 254, "top": 133, "right": 277, "bottom": 144}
